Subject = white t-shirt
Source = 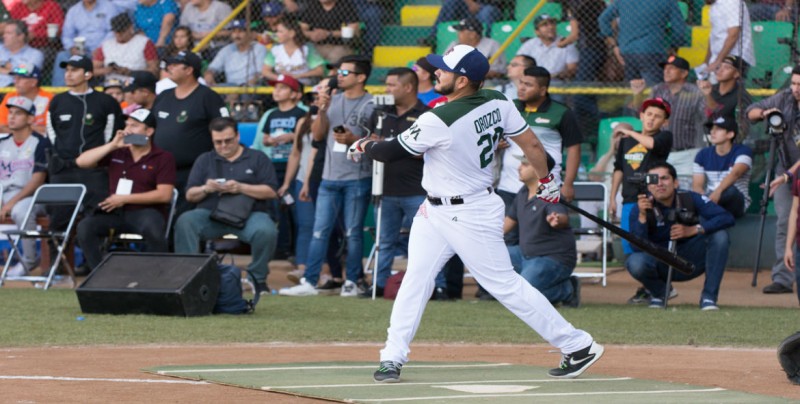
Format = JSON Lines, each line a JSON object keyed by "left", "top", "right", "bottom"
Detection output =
{"left": 516, "top": 36, "right": 579, "bottom": 77}
{"left": 397, "top": 89, "right": 529, "bottom": 197}
{"left": 709, "top": 0, "right": 755, "bottom": 66}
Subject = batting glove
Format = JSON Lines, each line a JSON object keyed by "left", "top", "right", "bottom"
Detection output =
{"left": 536, "top": 173, "right": 560, "bottom": 203}
{"left": 347, "top": 138, "right": 369, "bottom": 162}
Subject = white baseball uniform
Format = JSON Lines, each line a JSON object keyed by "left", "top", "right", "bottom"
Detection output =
{"left": 379, "top": 89, "right": 593, "bottom": 365}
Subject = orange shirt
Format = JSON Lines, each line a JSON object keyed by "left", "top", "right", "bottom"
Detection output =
{"left": 0, "top": 89, "right": 54, "bottom": 128}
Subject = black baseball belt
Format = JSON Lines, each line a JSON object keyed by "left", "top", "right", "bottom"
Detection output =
{"left": 427, "top": 187, "right": 492, "bottom": 206}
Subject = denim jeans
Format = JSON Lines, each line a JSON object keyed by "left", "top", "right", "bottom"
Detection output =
{"left": 507, "top": 245, "right": 574, "bottom": 304}
{"left": 375, "top": 195, "right": 425, "bottom": 288}
{"left": 622, "top": 53, "right": 665, "bottom": 86}
{"left": 174, "top": 209, "right": 278, "bottom": 282}
{"left": 292, "top": 180, "right": 315, "bottom": 267}
{"left": 303, "top": 178, "right": 371, "bottom": 285}
{"left": 716, "top": 186, "right": 746, "bottom": 219}
{"left": 430, "top": 0, "right": 501, "bottom": 38}
{"left": 574, "top": 47, "right": 607, "bottom": 142}
{"left": 621, "top": 202, "right": 635, "bottom": 255}
{"left": 626, "top": 229, "right": 730, "bottom": 303}
{"left": 496, "top": 189, "right": 519, "bottom": 246}
{"left": 353, "top": 0, "right": 383, "bottom": 58}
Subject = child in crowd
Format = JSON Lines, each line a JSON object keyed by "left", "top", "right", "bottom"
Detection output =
{"left": 692, "top": 114, "right": 752, "bottom": 218}
{"left": 609, "top": 97, "right": 673, "bottom": 255}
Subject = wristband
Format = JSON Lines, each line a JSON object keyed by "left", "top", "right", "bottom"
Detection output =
{"left": 539, "top": 173, "right": 555, "bottom": 184}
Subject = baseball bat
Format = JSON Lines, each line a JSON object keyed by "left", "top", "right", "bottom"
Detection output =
{"left": 559, "top": 200, "right": 695, "bottom": 275}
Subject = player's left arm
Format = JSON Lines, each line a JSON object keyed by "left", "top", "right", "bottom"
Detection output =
{"left": 360, "top": 138, "right": 413, "bottom": 163}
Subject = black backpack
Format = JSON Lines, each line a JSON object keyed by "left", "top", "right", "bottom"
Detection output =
{"left": 213, "top": 264, "right": 254, "bottom": 315}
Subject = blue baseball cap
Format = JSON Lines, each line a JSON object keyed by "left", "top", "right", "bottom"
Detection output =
{"left": 425, "top": 44, "right": 490, "bottom": 82}
{"left": 10, "top": 64, "right": 41, "bottom": 80}
{"left": 227, "top": 19, "right": 247, "bottom": 30}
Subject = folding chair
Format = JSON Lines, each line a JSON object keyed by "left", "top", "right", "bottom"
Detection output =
{"left": 105, "top": 188, "right": 179, "bottom": 250}
{"left": 0, "top": 184, "right": 86, "bottom": 290}
{"left": 571, "top": 182, "right": 609, "bottom": 287}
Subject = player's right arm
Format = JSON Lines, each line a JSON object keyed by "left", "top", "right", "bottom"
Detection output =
{"left": 509, "top": 129, "right": 549, "bottom": 180}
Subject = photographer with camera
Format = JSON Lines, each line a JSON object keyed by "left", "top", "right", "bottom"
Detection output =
{"left": 627, "top": 162, "right": 734, "bottom": 310}
{"left": 745, "top": 68, "right": 800, "bottom": 295}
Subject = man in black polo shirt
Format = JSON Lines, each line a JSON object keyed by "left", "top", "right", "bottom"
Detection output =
{"left": 75, "top": 108, "right": 176, "bottom": 273}
{"left": 46, "top": 54, "right": 124, "bottom": 231}
{"left": 152, "top": 51, "right": 229, "bottom": 214}
{"left": 361, "top": 67, "right": 431, "bottom": 298}
{"left": 698, "top": 55, "right": 752, "bottom": 130}
{"left": 174, "top": 117, "right": 279, "bottom": 297}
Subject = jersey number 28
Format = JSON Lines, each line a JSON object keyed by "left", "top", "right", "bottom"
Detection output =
{"left": 477, "top": 127, "right": 503, "bottom": 169}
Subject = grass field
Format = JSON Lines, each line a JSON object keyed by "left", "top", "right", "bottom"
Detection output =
{"left": 1, "top": 288, "right": 797, "bottom": 348}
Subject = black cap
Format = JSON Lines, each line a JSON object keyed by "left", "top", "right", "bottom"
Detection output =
{"left": 722, "top": 55, "right": 747, "bottom": 71}
{"left": 123, "top": 70, "right": 158, "bottom": 92}
{"left": 165, "top": 51, "right": 202, "bottom": 78}
{"left": 704, "top": 114, "right": 737, "bottom": 134}
{"left": 58, "top": 54, "right": 93, "bottom": 72}
{"left": 658, "top": 55, "right": 690, "bottom": 71}
{"left": 452, "top": 17, "right": 483, "bottom": 34}
{"left": 111, "top": 13, "right": 133, "bottom": 33}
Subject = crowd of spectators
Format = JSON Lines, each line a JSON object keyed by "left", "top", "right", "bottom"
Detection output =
{"left": 0, "top": 0, "right": 798, "bottom": 309}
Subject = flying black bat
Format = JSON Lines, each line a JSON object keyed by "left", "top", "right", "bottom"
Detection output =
{"left": 560, "top": 200, "right": 695, "bottom": 275}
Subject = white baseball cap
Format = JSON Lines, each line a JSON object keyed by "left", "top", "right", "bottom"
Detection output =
{"left": 426, "top": 44, "right": 490, "bottom": 82}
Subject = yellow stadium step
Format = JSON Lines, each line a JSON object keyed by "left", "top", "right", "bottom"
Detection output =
{"left": 373, "top": 46, "right": 432, "bottom": 67}
{"left": 701, "top": 5, "right": 710, "bottom": 26}
{"left": 401, "top": 5, "right": 440, "bottom": 26}
{"left": 678, "top": 47, "right": 706, "bottom": 67}
{"left": 691, "top": 26, "right": 710, "bottom": 49}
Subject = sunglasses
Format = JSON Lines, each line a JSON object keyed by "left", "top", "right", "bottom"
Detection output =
{"left": 337, "top": 69, "right": 362, "bottom": 77}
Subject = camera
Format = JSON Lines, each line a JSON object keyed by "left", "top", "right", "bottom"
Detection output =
{"left": 766, "top": 110, "right": 786, "bottom": 134}
{"left": 627, "top": 172, "right": 659, "bottom": 195}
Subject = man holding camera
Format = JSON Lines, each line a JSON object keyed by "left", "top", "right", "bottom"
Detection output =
{"left": 746, "top": 68, "right": 800, "bottom": 295}
{"left": 627, "top": 162, "right": 735, "bottom": 310}
{"left": 74, "top": 108, "right": 175, "bottom": 274}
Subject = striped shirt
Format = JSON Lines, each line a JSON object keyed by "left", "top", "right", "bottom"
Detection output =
{"left": 693, "top": 143, "right": 753, "bottom": 209}
{"left": 650, "top": 83, "right": 705, "bottom": 151}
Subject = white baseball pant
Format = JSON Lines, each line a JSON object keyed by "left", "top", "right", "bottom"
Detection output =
{"left": 379, "top": 192, "right": 593, "bottom": 364}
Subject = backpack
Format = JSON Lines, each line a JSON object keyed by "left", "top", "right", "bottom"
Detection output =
{"left": 213, "top": 264, "right": 254, "bottom": 314}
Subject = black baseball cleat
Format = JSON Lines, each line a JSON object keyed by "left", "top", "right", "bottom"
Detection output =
{"left": 548, "top": 341, "right": 604, "bottom": 379}
{"left": 373, "top": 360, "right": 402, "bottom": 383}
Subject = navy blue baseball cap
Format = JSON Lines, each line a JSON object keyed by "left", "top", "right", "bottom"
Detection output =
{"left": 426, "top": 44, "right": 490, "bottom": 82}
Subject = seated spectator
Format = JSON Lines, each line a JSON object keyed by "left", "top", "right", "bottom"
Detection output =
{"left": 134, "top": 0, "right": 179, "bottom": 49}
{"left": 420, "top": 0, "right": 500, "bottom": 46}
{"left": 445, "top": 17, "right": 505, "bottom": 79}
{"left": 516, "top": 15, "right": 578, "bottom": 83}
{"left": 412, "top": 56, "right": 441, "bottom": 106}
{"left": 204, "top": 19, "right": 266, "bottom": 87}
{"left": 610, "top": 98, "right": 673, "bottom": 255}
{"left": 626, "top": 162, "right": 735, "bottom": 310}
{"left": 749, "top": 0, "right": 793, "bottom": 22}
{"left": 262, "top": 18, "right": 325, "bottom": 86}
{"left": 692, "top": 114, "right": 752, "bottom": 218}
{"left": 93, "top": 13, "right": 160, "bottom": 80}
{"left": 698, "top": 56, "right": 752, "bottom": 125}
{"left": 9, "top": 0, "right": 64, "bottom": 50}
{"left": 504, "top": 154, "right": 580, "bottom": 307}
{"left": 122, "top": 70, "right": 158, "bottom": 111}
{"left": 0, "top": 96, "right": 51, "bottom": 277}
{"left": 179, "top": 0, "right": 232, "bottom": 54}
{"left": 494, "top": 54, "right": 536, "bottom": 102}
{"left": 0, "top": 65, "right": 52, "bottom": 134}
{"left": 163, "top": 25, "right": 194, "bottom": 60}
{"left": 256, "top": 0, "right": 284, "bottom": 47}
{"left": 102, "top": 76, "right": 127, "bottom": 107}
{"left": 110, "top": 0, "right": 138, "bottom": 14}
{"left": 75, "top": 108, "right": 176, "bottom": 273}
{"left": 0, "top": 20, "right": 44, "bottom": 87}
{"left": 52, "top": 0, "right": 120, "bottom": 87}
{"left": 630, "top": 56, "right": 704, "bottom": 178}
{"left": 300, "top": 0, "right": 360, "bottom": 63}
{"left": 174, "top": 117, "right": 280, "bottom": 297}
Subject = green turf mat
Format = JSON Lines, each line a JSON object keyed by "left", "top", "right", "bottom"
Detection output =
{"left": 147, "top": 361, "right": 788, "bottom": 403}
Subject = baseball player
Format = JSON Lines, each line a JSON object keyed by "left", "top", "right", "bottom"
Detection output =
{"left": 348, "top": 45, "right": 603, "bottom": 383}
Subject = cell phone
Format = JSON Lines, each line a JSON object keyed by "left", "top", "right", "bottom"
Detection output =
{"left": 123, "top": 134, "right": 148, "bottom": 146}
{"left": 282, "top": 193, "right": 295, "bottom": 205}
{"left": 215, "top": 178, "right": 226, "bottom": 184}
{"left": 333, "top": 125, "right": 346, "bottom": 133}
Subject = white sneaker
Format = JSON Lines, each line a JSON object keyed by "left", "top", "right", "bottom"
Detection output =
{"left": 5, "top": 262, "right": 27, "bottom": 277}
{"left": 340, "top": 280, "right": 362, "bottom": 297}
{"left": 278, "top": 278, "right": 319, "bottom": 296}
{"left": 286, "top": 268, "right": 304, "bottom": 285}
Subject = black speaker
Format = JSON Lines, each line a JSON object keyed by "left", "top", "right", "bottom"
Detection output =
{"left": 76, "top": 253, "right": 220, "bottom": 317}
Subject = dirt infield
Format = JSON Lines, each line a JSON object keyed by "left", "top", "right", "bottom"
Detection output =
{"left": 1, "top": 343, "right": 798, "bottom": 402}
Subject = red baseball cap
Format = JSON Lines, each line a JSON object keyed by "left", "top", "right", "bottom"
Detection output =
{"left": 640, "top": 97, "right": 671, "bottom": 119}
{"left": 269, "top": 74, "right": 302, "bottom": 93}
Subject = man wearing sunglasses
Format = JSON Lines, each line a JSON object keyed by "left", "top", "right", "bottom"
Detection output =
{"left": 346, "top": 45, "right": 603, "bottom": 383}
{"left": 0, "top": 64, "right": 52, "bottom": 134}
{"left": 279, "top": 55, "right": 375, "bottom": 297}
